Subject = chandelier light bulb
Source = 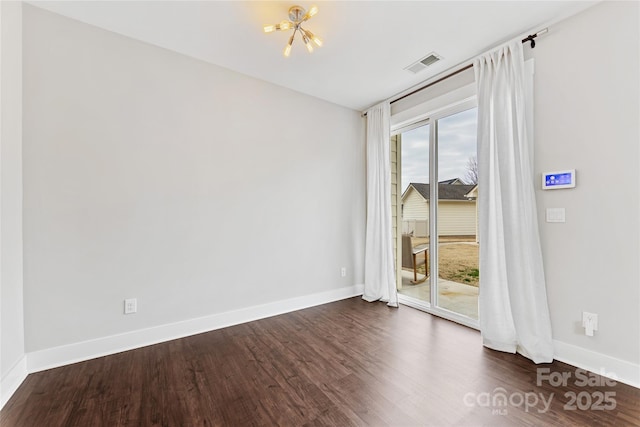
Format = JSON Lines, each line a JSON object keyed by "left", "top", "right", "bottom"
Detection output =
{"left": 279, "top": 20, "right": 292, "bottom": 31}
{"left": 284, "top": 33, "right": 295, "bottom": 57}
{"left": 302, "top": 28, "right": 322, "bottom": 47}
{"left": 303, "top": 5, "right": 318, "bottom": 21}
{"left": 302, "top": 35, "right": 314, "bottom": 53}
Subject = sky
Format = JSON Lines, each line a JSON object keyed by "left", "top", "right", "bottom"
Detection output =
{"left": 400, "top": 107, "right": 478, "bottom": 193}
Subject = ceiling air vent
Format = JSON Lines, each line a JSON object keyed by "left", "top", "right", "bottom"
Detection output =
{"left": 404, "top": 52, "right": 442, "bottom": 74}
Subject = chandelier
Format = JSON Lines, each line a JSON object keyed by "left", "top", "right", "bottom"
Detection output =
{"left": 263, "top": 5, "right": 323, "bottom": 57}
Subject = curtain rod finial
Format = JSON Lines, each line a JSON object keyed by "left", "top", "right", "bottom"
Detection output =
{"left": 523, "top": 35, "right": 536, "bottom": 48}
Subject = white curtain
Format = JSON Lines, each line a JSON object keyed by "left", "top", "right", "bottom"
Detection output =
{"left": 362, "top": 101, "right": 397, "bottom": 307}
{"left": 474, "top": 41, "right": 553, "bottom": 363}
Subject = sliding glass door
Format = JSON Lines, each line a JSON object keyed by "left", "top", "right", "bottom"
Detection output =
{"left": 435, "top": 107, "right": 479, "bottom": 321}
{"left": 394, "top": 103, "right": 479, "bottom": 326}
{"left": 395, "top": 121, "right": 431, "bottom": 303}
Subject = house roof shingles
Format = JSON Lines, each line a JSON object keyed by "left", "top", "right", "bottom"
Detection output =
{"left": 408, "top": 183, "right": 476, "bottom": 201}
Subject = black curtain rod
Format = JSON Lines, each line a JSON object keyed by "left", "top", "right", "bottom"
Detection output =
{"left": 390, "top": 63, "right": 473, "bottom": 107}
{"left": 363, "top": 30, "right": 545, "bottom": 115}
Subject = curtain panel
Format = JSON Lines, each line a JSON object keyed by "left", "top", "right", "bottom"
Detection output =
{"left": 363, "top": 101, "right": 398, "bottom": 307}
{"left": 474, "top": 41, "right": 554, "bottom": 363}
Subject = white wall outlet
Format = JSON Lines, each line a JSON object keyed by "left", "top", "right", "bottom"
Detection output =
{"left": 341, "top": 267, "right": 347, "bottom": 277}
{"left": 582, "top": 311, "right": 598, "bottom": 336}
{"left": 124, "top": 298, "right": 137, "bottom": 314}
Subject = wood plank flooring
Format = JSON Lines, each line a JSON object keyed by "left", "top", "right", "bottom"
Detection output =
{"left": 2, "top": 297, "right": 639, "bottom": 426}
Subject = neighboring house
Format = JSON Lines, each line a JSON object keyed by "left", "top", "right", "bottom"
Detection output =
{"left": 402, "top": 180, "right": 477, "bottom": 238}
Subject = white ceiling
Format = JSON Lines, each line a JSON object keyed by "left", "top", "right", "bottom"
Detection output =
{"left": 29, "top": 1, "right": 598, "bottom": 111}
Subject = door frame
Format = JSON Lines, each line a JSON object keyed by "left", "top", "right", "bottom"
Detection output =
{"left": 392, "top": 98, "right": 479, "bottom": 330}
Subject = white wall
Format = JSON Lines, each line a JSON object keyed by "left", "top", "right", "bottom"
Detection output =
{"left": 22, "top": 5, "right": 365, "bottom": 353}
{"left": 0, "top": 0, "right": 27, "bottom": 405}
{"left": 532, "top": 1, "right": 639, "bottom": 377}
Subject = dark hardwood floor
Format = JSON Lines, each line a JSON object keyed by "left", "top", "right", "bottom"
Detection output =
{"left": 2, "top": 297, "right": 639, "bottom": 426}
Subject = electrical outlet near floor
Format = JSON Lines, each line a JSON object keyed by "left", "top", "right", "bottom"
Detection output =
{"left": 124, "top": 298, "right": 137, "bottom": 314}
{"left": 341, "top": 267, "right": 347, "bottom": 277}
{"left": 582, "top": 311, "right": 598, "bottom": 336}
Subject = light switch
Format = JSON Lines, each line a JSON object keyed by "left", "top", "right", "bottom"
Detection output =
{"left": 546, "top": 208, "right": 565, "bottom": 223}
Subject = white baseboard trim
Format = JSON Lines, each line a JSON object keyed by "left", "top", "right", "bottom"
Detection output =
{"left": 554, "top": 339, "right": 640, "bottom": 389}
{"left": 1, "top": 355, "right": 28, "bottom": 410}
{"left": 27, "top": 284, "right": 364, "bottom": 374}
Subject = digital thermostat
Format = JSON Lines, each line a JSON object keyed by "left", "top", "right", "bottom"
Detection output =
{"left": 542, "top": 169, "right": 575, "bottom": 190}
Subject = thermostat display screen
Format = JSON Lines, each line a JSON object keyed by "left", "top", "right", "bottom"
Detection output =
{"left": 542, "top": 169, "right": 575, "bottom": 190}
{"left": 546, "top": 172, "right": 572, "bottom": 186}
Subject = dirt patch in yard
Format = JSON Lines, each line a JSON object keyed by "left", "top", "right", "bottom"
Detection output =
{"left": 438, "top": 244, "right": 479, "bottom": 287}
{"left": 409, "top": 236, "right": 479, "bottom": 287}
